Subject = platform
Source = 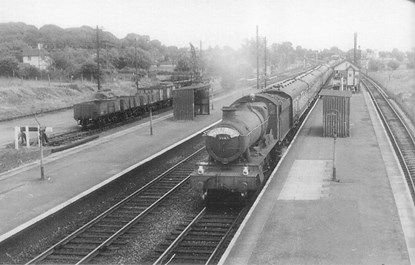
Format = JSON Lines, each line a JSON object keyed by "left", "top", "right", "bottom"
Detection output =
{"left": 220, "top": 89, "right": 415, "bottom": 264}
{"left": 0, "top": 87, "right": 256, "bottom": 243}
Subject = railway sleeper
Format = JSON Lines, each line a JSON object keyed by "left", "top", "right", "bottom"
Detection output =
{"left": 171, "top": 249, "right": 213, "bottom": 254}
{"left": 57, "top": 243, "right": 98, "bottom": 250}
{"left": 137, "top": 194, "right": 166, "bottom": 199}
{"left": 52, "top": 248, "right": 92, "bottom": 255}
{"left": 88, "top": 226, "right": 121, "bottom": 233}
{"left": 43, "top": 254, "right": 84, "bottom": 262}
{"left": 120, "top": 204, "right": 149, "bottom": 210}
{"left": 172, "top": 254, "right": 212, "bottom": 261}
{"left": 69, "top": 238, "right": 105, "bottom": 244}
{"left": 151, "top": 184, "right": 178, "bottom": 188}
{"left": 128, "top": 200, "right": 159, "bottom": 205}
{"left": 187, "top": 231, "right": 227, "bottom": 237}
{"left": 170, "top": 230, "right": 225, "bottom": 237}
{"left": 194, "top": 223, "right": 232, "bottom": 228}
{"left": 161, "top": 179, "right": 185, "bottom": 184}
{"left": 106, "top": 212, "right": 142, "bottom": 219}
{"left": 189, "top": 227, "right": 230, "bottom": 233}
{"left": 167, "top": 235, "right": 222, "bottom": 241}
{"left": 180, "top": 239, "right": 221, "bottom": 245}
{"left": 198, "top": 218, "right": 235, "bottom": 223}
{"left": 81, "top": 230, "right": 119, "bottom": 237}
{"left": 93, "top": 223, "right": 126, "bottom": 229}
{"left": 160, "top": 241, "right": 217, "bottom": 248}
{"left": 113, "top": 209, "right": 144, "bottom": 216}
{"left": 99, "top": 218, "right": 132, "bottom": 223}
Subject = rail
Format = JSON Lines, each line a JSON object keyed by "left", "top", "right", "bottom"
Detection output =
{"left": 26, "top": 147, "right": 206, "bottom": 264}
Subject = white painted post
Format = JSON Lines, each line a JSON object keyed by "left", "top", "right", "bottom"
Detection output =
{"left": 14, "top": 127, "right": 19, "bottom": 150}
{"left": 25, "top": 126, "right": 30, "bottom": 147}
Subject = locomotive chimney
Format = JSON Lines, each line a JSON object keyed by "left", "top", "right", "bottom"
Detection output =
{"left": 222, "top": 106, "right": 237, "bottom": 119}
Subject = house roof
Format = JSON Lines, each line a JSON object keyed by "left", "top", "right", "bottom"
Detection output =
{"left": 22, "top": 48, "right": 49, "bottom": 57}
{"left": 334, "top": 60, "right": 359, "bottom": 71}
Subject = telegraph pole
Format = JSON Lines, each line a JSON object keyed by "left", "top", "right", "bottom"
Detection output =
{"left": 264, "top": 37, "right": 267, "bottom": 88}
{"left": 256, "top": 25, "right": 259, "bottom": 90}
{"left": 96, "top": 26, "right": 101, "bottom": 91}
{"left": 134, "top": 38, "right": 139, "bottom": 91}
{"left": 354, "top": 32, "right": 358, "bottom": 65}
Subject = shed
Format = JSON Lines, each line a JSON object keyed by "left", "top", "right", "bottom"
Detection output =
{"left": 173, "top": 83, "right": 211, "bottom": 120}
{"left": 320, "top": 89, "right": 352, "bottom": 137}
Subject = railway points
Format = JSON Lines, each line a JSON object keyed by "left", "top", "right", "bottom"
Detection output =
{"left": 219, "top": 87, "right": 415, "bottom": 264}
{"left": 0, "top": 85, "right": 257, "bottom": 247}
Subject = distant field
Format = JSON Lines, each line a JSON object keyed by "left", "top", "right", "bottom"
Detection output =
{"left": 0, "top": 78, "right": 148, "bottom": 120}
{"left": 368, "top": 67, "right": 415, "bottom": 122}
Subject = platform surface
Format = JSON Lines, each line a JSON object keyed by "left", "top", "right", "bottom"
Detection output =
{"left": 0, "top": 87, "right": 255, "bottom": 242}
{"left": 220, "top": 90, "right": 415, "bottom": 265}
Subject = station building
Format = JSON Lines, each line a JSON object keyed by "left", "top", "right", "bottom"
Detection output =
{"left": 332, "top": 61, "right": 360, "bottom": 92}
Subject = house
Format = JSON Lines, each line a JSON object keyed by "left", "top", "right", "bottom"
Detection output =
{"left": 22, "top": 48, "right": 50, "bottom": 70}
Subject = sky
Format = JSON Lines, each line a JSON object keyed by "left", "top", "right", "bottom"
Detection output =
{"left": 0, "top": 0, "right": 414, "bottom": 52}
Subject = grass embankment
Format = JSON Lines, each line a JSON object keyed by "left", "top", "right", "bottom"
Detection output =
{"left": 0, "top": 78, "right": 153, "bottom": 120}
{"left": 368, "top": 67, "right": 415, "bottom": 121}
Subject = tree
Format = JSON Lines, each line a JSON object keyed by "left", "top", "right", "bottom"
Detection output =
{"left": 0, "top": 56, "right": 18, "bottom": 76}
{"left": 387, "top": 60, "right": 400, "bottom": 70}
{"left": 18, "top": 63, "right": 40, "bottom": 79}
{"left": 368, "top": 59, "right": 382, "bottom": 72}
{"left": 175, "top": 57, "right": 191, "bottom": 72}
{"left": 81, "top": 62, "right": 101, "bottom": 81}
{"left": 407, "top": 48, "right": 415, "bottom": 69}
{"left": 391, "top": 48, "right": 404, "bottom": 62}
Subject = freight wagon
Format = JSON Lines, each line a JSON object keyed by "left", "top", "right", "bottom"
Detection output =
{"left": 73, "top": 83, "right": 174, "bottom": 128}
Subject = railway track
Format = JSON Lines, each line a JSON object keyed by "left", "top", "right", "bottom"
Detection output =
{"left": 363, "top": 76, "right": 415, "bottom": 204}
{"left": 26, "top": 147, "right": 206, "bottom": 264}
{"left": 152, "top": 207, "right": 248, "bottom": 265}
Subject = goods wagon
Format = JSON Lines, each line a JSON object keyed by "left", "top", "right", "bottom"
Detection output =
{"left": 74, "top": 83, "right": 174, "bottom": 128}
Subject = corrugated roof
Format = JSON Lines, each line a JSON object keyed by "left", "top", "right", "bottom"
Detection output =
{"left": 319, "top": 89, "right": 352, "bottom": 97}
{"left": 175, "top": 83, "right": 211, "bottom": 91}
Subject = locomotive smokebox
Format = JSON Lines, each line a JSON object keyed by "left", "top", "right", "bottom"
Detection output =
{"left": 205, "top": 102, "right": 269, "bottom": 164}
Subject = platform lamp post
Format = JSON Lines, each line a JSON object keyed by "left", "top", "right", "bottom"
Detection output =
{"left": 149, "top": 107, "right": 153, "bottom": 136}
{"left": 332, "top": 131, "right": 338, "bottom": 182}
{"left": 34, "top": 114, "right": 45, "bottom": 180}
{"left": 326, "top": 111, "right": 340, "bottom": 182}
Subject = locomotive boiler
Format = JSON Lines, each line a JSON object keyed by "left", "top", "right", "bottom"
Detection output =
{"left": 205, "top": 101, "right": 269, "bottom": 165}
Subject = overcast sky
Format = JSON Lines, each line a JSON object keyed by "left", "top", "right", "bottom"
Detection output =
{"left": 1, "top": 0, "right": 414, "bottom": 52}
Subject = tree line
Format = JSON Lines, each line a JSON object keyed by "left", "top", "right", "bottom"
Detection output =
{"left": 0, "top": 22, "right": 192, "bottom": 81}
{"left": 9, "top": 22, "right": 414, "bottom": 87}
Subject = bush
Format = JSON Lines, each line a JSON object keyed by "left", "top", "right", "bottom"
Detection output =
{"left": 0, "top": 56, "right": 19, "bottom": 77}
{"left": 18, "top": 63, "right": 40, "bottom": 79}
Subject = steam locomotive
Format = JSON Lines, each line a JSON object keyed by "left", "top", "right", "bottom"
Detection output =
{"left": 190, "top": 63, "right": 334, "bottom": 203}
